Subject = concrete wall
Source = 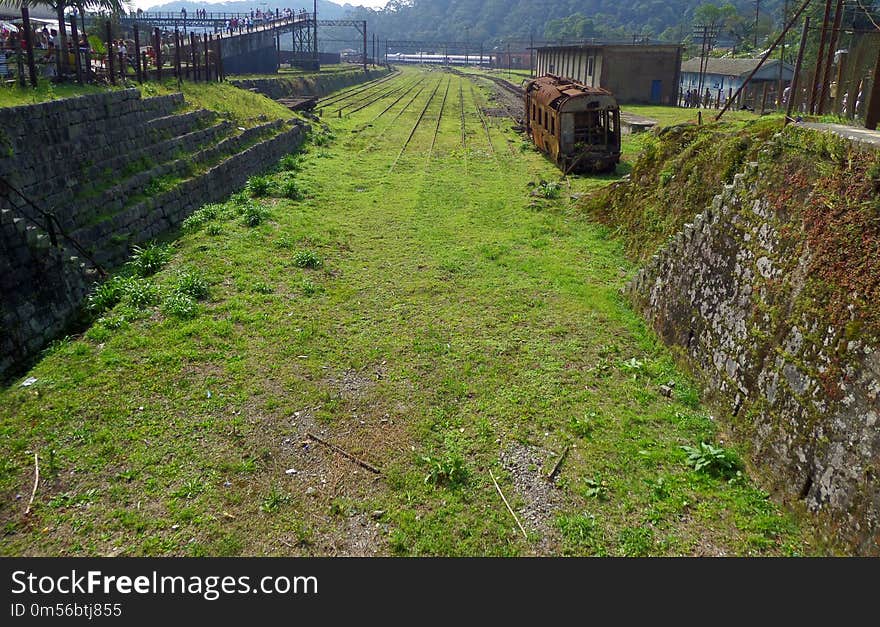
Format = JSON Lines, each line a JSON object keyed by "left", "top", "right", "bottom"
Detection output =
{"left": 626, "top": 162, "right": 880, "bottom": 554}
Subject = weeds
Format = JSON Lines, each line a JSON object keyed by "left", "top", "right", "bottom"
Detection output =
{"left": 162, "top": 293, "right": 198, "bottom": 319}
{"left": 681, "top": 442, "right": 742, "bottom": 479}
{"left": 261, "top": 487, "right": 290, "bottom": 513}
{"left": 292, "top": 249, "right": 322, "bottom": 269}
{"left": 130, "top": 244, "right": 172, "bottom": 277}
{"left": 241, "top": 204, "right": 270, "bottom": 227}
{"left": 246, "top": 175, "right": 273, "bottom": 198}
{"left": 278, "top": 178, "right": 306, "bottom": 200}
{"left": 173, "top": 270, "right": 210, "bottom": 301}
{"left": 423, "top": 453, "right": 468, "bottom": 488}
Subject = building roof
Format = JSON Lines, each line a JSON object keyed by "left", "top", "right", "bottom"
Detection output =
{"left": 532, "top": 42, "right": 681, "bottom": 52}
{"left": 680, "top": 57, "right": 792, "bottom": 77}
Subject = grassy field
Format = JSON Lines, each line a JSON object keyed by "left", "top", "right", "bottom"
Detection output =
{"left": 0, "top": 66, "right": 825, "bottom": 556}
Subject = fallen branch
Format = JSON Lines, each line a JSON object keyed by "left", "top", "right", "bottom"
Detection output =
{"left": 306, "top": 432, "right": 381, "bottom": 474}
{"left": 25, "top": 452, "right": 39, "bottom": 516}
{"left": 547, "top": 445, "right": 571, "bottom": 482}
{"left": 489, "top": 468, "right": 528, "bottom": 540}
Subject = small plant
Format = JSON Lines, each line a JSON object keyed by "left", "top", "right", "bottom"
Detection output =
{"left": 241, "top": 204, "right": 269, "bottom": 227}
{"left": 122, "top": 279, "right": 160, "bottom": 309}
{"left": 173, "top": 270, "right": 210, "bottom": 301}
{"left": 535, "top": 181, "right": 561, "bottom": 199}
{"left": 88, "top": 275, "right": 134, "bottom": 313}
{"left": 649, "top": 475, "right": 671, "bottom": 500}
{"left": 206, "top": 223, "right": 223, "bottom": 236}
{"left": 423, "top": 453, "right": 468, "bottom": 487}
{"left": 292, "top": 249, "right": 322, "bottom": 269}
{"left": 681, "top": 442, "right": 742, "bottom": 478}
{"left": 300, "top": 278, "right": 322, "bottom": 296}
{"left": 279, "top": 154, "right": 302, "bottom": 171}
{"left": 582, "top": 477, "right": 609, "bottom": 501}
{"left": 251, "top": 281, "right": 274, "bottom": 295}
{"left": 261, "top": 487, "right": 290, "bottom": 513}
{"left": 569, "top": 412, "right": 598, "bottom": 438}
{"left": 162, "top": 293, "right": 198, "bottom": 319}
{"left": 130, "top": 243, "right": 172, "bottom": 277}
{"left": 619, "top": 357, "right": 645, "bottom": 374}
{"left": 181, "top": 204, "right": 222, "bottom": 232}
{"left": 246, "top": 175, "right": 272, "bottom": 198}
{"left": 278, "top": 178, "right": 306, "bottom": 200}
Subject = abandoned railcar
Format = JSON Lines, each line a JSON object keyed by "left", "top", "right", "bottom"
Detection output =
{"left": 524, "top": 74, "right": 621, "bottom": 173}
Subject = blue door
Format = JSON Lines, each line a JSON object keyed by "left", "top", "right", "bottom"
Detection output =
{"left": 651, "top": 80, "right": 663, "bottom": 104}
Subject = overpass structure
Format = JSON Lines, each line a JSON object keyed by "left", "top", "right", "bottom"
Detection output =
{"left": 87, "top": 11, "right": 369, "bottom": 74}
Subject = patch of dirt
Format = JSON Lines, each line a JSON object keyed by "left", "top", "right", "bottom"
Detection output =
{"left": 331, "top": 368, "right": 378, "bottom": 400}
{"left": 500, "top": 442, "right": 563, "bottom": 553}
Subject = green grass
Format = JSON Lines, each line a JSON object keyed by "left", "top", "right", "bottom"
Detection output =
{"left": 0, "top": 66, "right": 826, "bottom": 556}
{"left": 0, "top": 78, "right": 126, "bottom": 108}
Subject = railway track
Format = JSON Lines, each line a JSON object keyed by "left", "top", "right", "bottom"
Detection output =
{"left": 390, "top": 76, "right": 444, "bottom": 172}
{"left": 428, "top": 77, "right": 451, "bottom": 159}
{"left": 333, "top": 77, "right": 411, "bottom": 115}
{"left": 347, "top": 76, "right": 421, "bottom": 119}
{"left": 364, "top": 78, "right": 433, "bottom": 147}
{"left": 316, "top": 71, "right": 400, "bottom": 108}
{"left": 470, "top": 84, "right": 496, "bottom": 157}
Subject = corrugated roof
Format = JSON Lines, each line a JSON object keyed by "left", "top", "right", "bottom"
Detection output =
{"left": 680, "top": 57, "right": 786, "bottom": 76}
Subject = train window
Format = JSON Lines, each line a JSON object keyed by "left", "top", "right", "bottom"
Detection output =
{"left": 587, "top": 57, "right": 594, "bottom": 77}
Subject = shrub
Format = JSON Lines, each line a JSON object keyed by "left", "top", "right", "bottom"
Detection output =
{"left": 246, "top": 175, "right": 272, "bottom": 198}
{"left": 300, "top": 278, "right": 322, "bottom": 296}
{"left": 206, "top": 224, "right": 223, "bottom": 236}
{"left": 162, "top": 293, "right": 198, "bottom": 319}
{"left": 278, "top": 178, "right": 306, "bottom": 200}
{"left": 279, "top": 154, "right": 302, "bottom": 172}
{"left": 130, "top": 243, "right": 172, "bottom": 277}
{"left": 423, "top": 453, "right": 468, "bottom": 487}
{"left": 181, "top": 203, "right": 223, "bottom": 232}
{"left": 292, "top": 249, "right": 322, "bottom": 269}
{"left": 122, "top": 279, "right": 160, "bottom": 309}
{"left": 173, "top": 270, "right": 210, "bottom": 300}
{"left": 241, "top": 204, "right": 269, "bottom": 227}
{"left": 88, "top": 275, "right": 134, "bottom": 314}
{"left": 681, "top": 442, "right": 742, "bottom": 479}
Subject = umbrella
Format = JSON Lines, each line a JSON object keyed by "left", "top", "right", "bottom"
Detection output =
{"left": 0, "top": 21, "right": 19, "bottom": 33}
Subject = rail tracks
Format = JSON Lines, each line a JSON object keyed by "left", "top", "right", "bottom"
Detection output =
{"left": 316, "top": 71, "right": 400, "bottom": 109}
{"left": 428, "top": 78, "right": 452, "bottom": 160}
{"left": 390, "top": 76, "right": 444, "bottom": 172}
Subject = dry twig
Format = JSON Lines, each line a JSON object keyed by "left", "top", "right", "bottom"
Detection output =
{"left": 489, "top": 468, "right": 528, "bottom": 540}
{"left": 306, "top": 432, "right": 381, "bottom": 474}
{"left": 25, "top": 453, "right": 39, "bottom": 516}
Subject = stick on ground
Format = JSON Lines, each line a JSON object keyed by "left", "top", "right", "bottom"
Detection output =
{"left": 489, "top": 468, "right": 528, "bottom": 540}
{"left": 25, "top": 452, "right": 39, "bottom": 515}
{"left": 306, "top": 432, "right": 381, "bottom": 474}
{"left": 547, "top": 445, "right": 571, "bottom": 482}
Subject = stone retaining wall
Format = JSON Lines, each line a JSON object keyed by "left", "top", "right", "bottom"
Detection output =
{"left": 0, "top": 89, "right": 308, "bottom": 381}
{"left": 626, "top": 162, "right": 880, "bottom": 554}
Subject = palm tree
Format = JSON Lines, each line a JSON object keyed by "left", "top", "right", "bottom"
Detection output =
{"left": 24, "top": 0, "right": 126, "bottom": 76}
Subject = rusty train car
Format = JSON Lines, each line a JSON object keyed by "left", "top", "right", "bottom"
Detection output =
{"left": 524, "top": 75, "right": 621, "bottom": 174}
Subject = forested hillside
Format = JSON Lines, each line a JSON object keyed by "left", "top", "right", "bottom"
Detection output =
{"left": 343, "top": 0, "right": 790, "bottom": 45}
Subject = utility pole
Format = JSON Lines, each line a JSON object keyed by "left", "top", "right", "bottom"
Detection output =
{"left": 754, "top": 0, "right": 760, "bottom": 49}
{"left": 817, "top": 0, "right": 844, "bottom": 114}
{"left": 786, "top": 16, "right": 810, "bottom": 123}
{"left": 313, "top": 0, "right": 318, "bottom": 62}
{"left": 717, "top": 0, "right": 812, "bottom": 120}
{"left": 809, "top": 0, "right": 834, "bottom": 114}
